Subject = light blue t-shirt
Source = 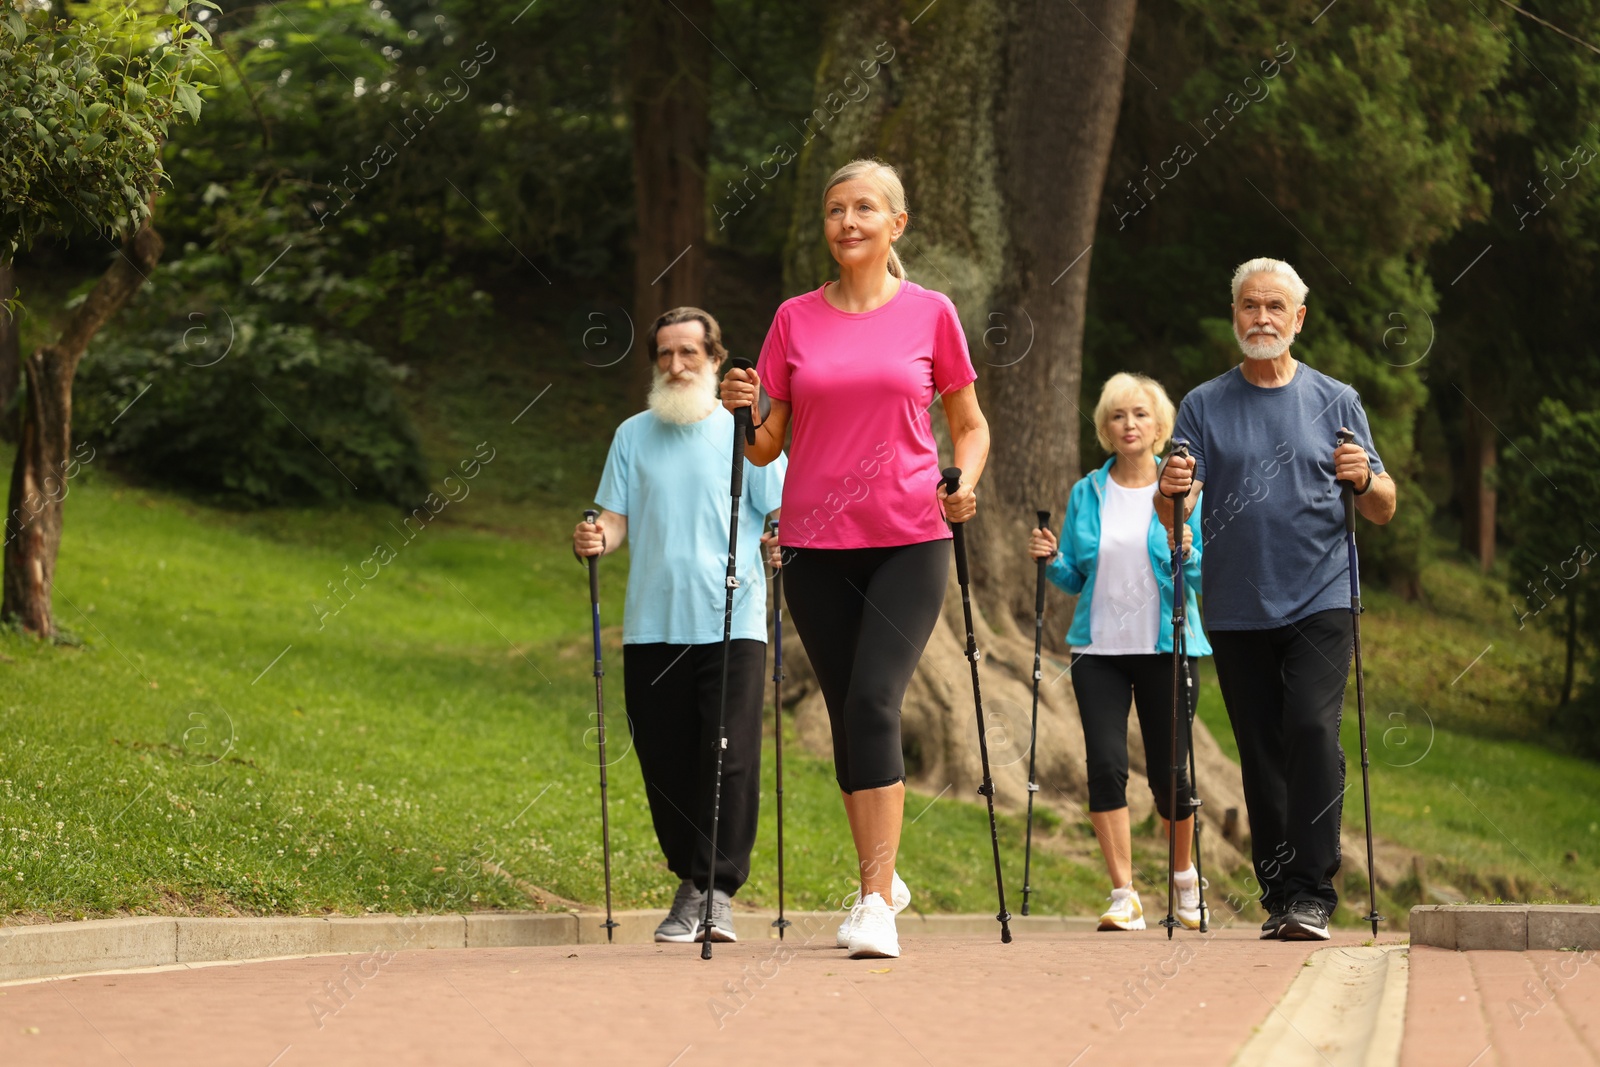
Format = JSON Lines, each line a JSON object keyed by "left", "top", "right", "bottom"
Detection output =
{"left": 595, "top": 407, "right": 786, "bottom": 644}
{"left": 1174, "top": 362, "right": 1385, "bottom": 630}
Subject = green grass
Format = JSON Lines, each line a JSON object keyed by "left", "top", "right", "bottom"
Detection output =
{"left": 0, "top": 446, "right": 1113, "bottom": 921}
{"left": 1193, "top": 553, "right": 1600, "bottom": 918}
{"left": 3, "top": 294, "right": 1597, "bottom": 926}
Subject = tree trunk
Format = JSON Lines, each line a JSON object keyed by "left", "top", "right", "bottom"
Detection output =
{"left": 1461, "top": 401, "right": 1497, "bottom": 572}
{"left": 2, "top": 222, "right": 163, "bottom": 635}
{"left": 630, "top": 0, "right": 710, "bottom": 399}
{"left": 966, "top": 0, "right": 1137, "bottom": 637}
{"left": 1562, "top": 585, "right": 1577, "bottom": 707}
{"left": 0, "top": 260, "right": 17, "bottom": 441}
{"left": 777, "top": 0, "right": 1247, "bottom": 870}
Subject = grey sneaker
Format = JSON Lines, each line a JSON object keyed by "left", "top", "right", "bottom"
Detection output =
{"left": 695, "top": 888, "right": 737, "bottom": 943}
{"left": 654, "top": 880, "right": 704, "bottom": 943}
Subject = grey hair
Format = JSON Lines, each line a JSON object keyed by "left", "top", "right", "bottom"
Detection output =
{"left": 1230, "top": 257, "right": 1308, "bottom": 307}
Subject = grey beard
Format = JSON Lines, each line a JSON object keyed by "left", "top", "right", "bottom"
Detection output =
{"left": 648, "top": 370, "right": 718, "bottom": 425}
{"left": 1237, "top": 330, "right": 1291, "bottom": 362}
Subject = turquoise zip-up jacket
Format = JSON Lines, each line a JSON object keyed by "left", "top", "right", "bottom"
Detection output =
{"left": 1044, "top": 456, "right": 1212, "bottom": 656}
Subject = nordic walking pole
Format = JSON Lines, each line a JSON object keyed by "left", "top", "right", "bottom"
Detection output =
{"left": 702, "top": 358, "right": 757, "bottom": 960}
{"left": 769, "top": 518, "right": 791, "bottom": 940}
{"left": 1165, "top": 442, "right": 1209, "bottom": 933}
{"left": 1160, "top": 442, "right": 1190, "bottom": 939}
{"left": 1184, "top": 656, "right": 1208, "bottom": 932}
{"left": 941, "top": 467, "right": 1013, "bottom": 944}
{"left": 1336, "top": 428, "right": 1384, "bottom": 937}
{"left": 1020, "top": 509, "right": 1050, "bottom": 917}
{"left": 582, "top": 509, "right": 618, "bottom": 943}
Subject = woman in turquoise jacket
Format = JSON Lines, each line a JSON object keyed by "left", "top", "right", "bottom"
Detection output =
{"left": 1028, "top": 372, "right": 1211, "bottom": 931}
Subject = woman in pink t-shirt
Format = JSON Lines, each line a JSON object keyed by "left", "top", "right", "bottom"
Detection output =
{"left": 721, "top": 159, "right": 991, "bottom": 959}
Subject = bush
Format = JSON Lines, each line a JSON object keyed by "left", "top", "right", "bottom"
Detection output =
{"left": 76, "top": 308, "right": 428, "bottom": 507}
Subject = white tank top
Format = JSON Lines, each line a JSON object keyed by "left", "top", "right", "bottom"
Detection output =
{"left": 1071, "top": 476, "right": 1160, "bottom": 656}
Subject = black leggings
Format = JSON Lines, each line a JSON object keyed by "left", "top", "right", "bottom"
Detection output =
{"left": 1070, "top": 653, "right": 1198, "bottom": 820}
{"left": 782, "top": 541, "right": 949, "bottom": 792}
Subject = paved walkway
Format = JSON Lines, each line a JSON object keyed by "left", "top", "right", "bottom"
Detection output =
{"left": 5, "top": 922, "right": 1595, "bottom": 1065}
{"left": 1401, "top": 945, "right": 1600, "bottom": 1066}
{"left": 1, "top": 924, "right": 1393, "bottom": 1067}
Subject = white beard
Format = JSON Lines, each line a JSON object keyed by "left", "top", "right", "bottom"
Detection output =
{"left": 648, "top": 364, "right": 719, "bottom": 425}
{"left": 1236, "top": 325, "right": 1293, "bottom": 362}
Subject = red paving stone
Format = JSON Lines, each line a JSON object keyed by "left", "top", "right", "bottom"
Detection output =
{"left": 0, "top": 926, "right": 1381, "bottom": 1067}
{"left": 1401, "top": 947, "right": 1493, "bottom": 1066}
{"left": 1403, "top": 946, "right": 1600, "bottom": 1067}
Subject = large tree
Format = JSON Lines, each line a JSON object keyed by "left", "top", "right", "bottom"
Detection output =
{"left": 630, "top": 0, "right": 711, "bottom": 397}
{"left": 777, "top": 0, "right": 1250, "bottom": 868}
{"left": 0, "top": 2, "right": 211, "bottom": 635}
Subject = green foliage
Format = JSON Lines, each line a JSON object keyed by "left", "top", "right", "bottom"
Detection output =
{"left": 1427, "top": 0, "right": 1600, "bottom": 550}
{"left": 0, "top": 0, "right": 214, "bottom": 256}
{"left": 75, "top": 303, "right": 428, "bottom": 507}
{"left": 1089, "top": 0, "right": 1514, "bottom": 589}
{"left": 1502, "top": 398, "right": 1600, "bottom": 747}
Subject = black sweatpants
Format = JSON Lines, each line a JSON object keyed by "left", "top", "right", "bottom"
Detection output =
{"left": 1209, "top": 608, "right": 1354, "bottom": 913}
{"left": 782, "top": 541, "right": 949, "bottom": 792}
{"left": 1069, "top": 653, "right": 1198, "bottom": 819}
{"left": 622, "top": 640, "right": 765, "bottom": 896}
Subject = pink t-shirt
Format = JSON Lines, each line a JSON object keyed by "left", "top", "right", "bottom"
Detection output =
{"left": 757, "top": 280, "right": 977, "bottom": 550}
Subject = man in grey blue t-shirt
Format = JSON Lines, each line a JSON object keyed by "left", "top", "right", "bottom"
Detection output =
{"left": 1158, "top": 258, "right": 1397, "bottom": 942}
{"left": 573, "top": 307, "right": 785, "bottom": 945}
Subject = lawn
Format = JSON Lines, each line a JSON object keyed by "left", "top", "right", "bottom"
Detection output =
{"left": 2, "top": 301, "right": 1597, "bottom": 928}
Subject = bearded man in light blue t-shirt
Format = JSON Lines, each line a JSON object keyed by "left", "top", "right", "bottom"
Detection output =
{"left": 1158, "top": 259, "right": 1398, "bottom": 943}
{"left": 573, "top": 307, "right": 785, "bottom": 945}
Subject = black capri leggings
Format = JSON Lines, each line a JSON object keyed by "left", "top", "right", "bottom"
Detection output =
{"left": 1070, "top": 653, "right": 1198, "bottom": 820}
{"left": 782, "top": 540, "right": 949, "bottom": 792}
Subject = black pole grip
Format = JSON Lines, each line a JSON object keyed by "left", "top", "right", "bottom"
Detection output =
{"left": 1034, "top": 510, "right": 1051, "bottom": 614}
{"left": 1335, "top": 428, "right": 1357, "bottom": 533}
{"left": 941, "top": 466, "right": 968, "bottom": 585}
{"left": 582, "top": 509, "right": 600, "bottom": 597}
{"left": 941, "top": 466, "right": 963, "bottom": 500}
{"left": 727, "top": 357, "right": 757, "bottom": 445}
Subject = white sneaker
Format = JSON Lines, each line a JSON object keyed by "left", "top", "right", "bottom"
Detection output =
{"left": 846, "top": 892, "right": 900, "bottom": 959}
{"left": 1098, "top": 886, "right": 1145, "bottom": 931}
{"left": 836, "top": 872, "right": 911, "bottom": 947}
{"left": 1174, "top": 867, "right": 1209, "bottom": 930}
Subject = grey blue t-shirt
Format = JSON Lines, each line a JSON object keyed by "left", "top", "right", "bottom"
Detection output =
{"left": 1173, "top": 362, "right": 1385, "bottom": 631}
{"left": 595, "top": 407, "right": 786, "bottom": 644}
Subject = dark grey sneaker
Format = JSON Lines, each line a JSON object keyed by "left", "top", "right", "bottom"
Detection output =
{"left": 694, "top": 888, "right": 737, "bottom": 943}
{"left": 1260, "top": 903, "right": 1289, "bottom": 940}
{"left": 1279, "top": 899, "right": 1332, "bottom": 941}
{"left": 654, "top": 880, "right": 704, "bottom": 943}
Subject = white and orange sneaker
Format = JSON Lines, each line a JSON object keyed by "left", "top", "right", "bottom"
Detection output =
{"left": 1098, "top": 885, "right": 1146, "bottom": 931}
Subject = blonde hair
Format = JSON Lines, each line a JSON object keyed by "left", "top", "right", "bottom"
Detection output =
{"left": 1093, "top": 372, "right": 1176, "bottom": 455}
{"left": 822, "top": 158, "right": 908, "bottom": 279}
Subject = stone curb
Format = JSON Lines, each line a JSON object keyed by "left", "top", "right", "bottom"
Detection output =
{"left": 1409, "top": 904, "right": 1600, "bottom": 951}
{"left": 0, "top": 910, "right": 1099, "bottom": 983}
